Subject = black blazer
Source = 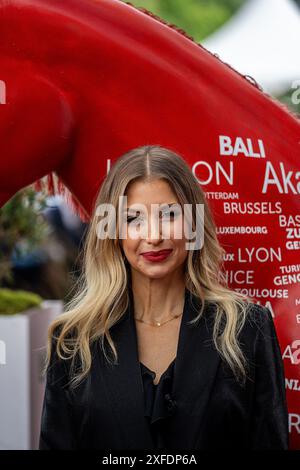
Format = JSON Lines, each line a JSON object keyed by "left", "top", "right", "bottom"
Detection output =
{"left": 39, "top": 289, "right": 289, "bottom": 450}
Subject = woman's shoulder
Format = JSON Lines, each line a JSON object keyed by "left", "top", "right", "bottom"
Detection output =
{"left": 243, "top": 302, "right": 274, "bottom": 329}
{"left": 46, "top": 324, "right": 75, "bottom": 388}
{"left": 201, "top": 297, "right": 273, "bottom": 329}
{"left": 239, "top": 301, "right": 278, "bottom": 345}
{"left": 201, "top": 299, "right": 276, "bottom": 340}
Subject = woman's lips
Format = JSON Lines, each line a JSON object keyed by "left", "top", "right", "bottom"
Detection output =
{"left": 141, "top": 249, "right": 173, "bottom": 262}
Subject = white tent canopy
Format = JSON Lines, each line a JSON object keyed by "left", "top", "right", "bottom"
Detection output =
{"left": 202, "top": 0, "right": 300, "bottom": 96}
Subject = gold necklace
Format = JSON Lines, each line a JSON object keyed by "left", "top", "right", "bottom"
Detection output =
{"left": 134, "top": 311, "right": 183, "bottom": 327}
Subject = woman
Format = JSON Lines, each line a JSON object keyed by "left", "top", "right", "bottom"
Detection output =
{"left": 39, "top": 145, "right": 289, "bottom": 450}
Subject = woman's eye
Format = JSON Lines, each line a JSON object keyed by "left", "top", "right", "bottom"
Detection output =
{"left": 162, "top": 210, "right": 177, "bottom": 218}
{"left": 127, "top": 210, "right": 178, "bottom": 223}
{"left": 127, "top": 215, "right": 143, "bottom": 224}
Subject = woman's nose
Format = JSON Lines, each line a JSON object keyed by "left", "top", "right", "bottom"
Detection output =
{"left": 145, "top": 213, "right": 163, "bottom": 242}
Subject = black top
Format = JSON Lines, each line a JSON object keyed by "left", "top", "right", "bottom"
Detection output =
{"left": 140, "top": 357, "right": 177, "bottom": 449}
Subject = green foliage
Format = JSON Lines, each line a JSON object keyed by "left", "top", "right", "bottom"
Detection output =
{"left": 123, "top": 0, "right": 245, "bottom": 41}
{"left": 0, "top": 288, "right": 42, "bottom": 315}
{"left": 277, "top": 88, "right": 300, "bottom": 120}
{"left": 0, "top": 186, "right": 49, "bottom": 284}
{"left": 122, "top": 0, "right": 300, "bottom": 116}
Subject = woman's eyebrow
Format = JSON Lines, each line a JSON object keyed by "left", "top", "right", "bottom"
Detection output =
{"left": 124, "top": 202, "right": 178, "bottom": 212}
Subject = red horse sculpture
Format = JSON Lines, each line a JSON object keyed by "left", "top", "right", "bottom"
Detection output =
{"left": 0, "top": 0, "right": 299, "bottom": 448}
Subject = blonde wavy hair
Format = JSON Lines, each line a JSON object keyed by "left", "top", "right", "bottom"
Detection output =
{"left": 43, "top": 144, "right": 253, "bottom": 389}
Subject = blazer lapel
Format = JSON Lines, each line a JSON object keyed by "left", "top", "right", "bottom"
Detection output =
{"left": 98, "top": 286, "right": 154, "bottom": 449}
{"left": 170, "top": 289, "right": 221, "bottom": 448}
{"left": 98, "top": 287, "right": 221, "bottom": 449}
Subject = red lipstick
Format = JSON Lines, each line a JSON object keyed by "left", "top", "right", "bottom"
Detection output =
{"left": 141, "top": 249, "right": 173, "bottom": 262}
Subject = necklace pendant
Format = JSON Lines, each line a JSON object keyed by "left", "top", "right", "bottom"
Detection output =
{"left": 156, "top": 322, "right": 161, "bottom": 327}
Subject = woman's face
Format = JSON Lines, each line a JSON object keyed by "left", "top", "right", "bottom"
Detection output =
{"left": 120, "top": 179, "right": 188, "bottom": 279}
